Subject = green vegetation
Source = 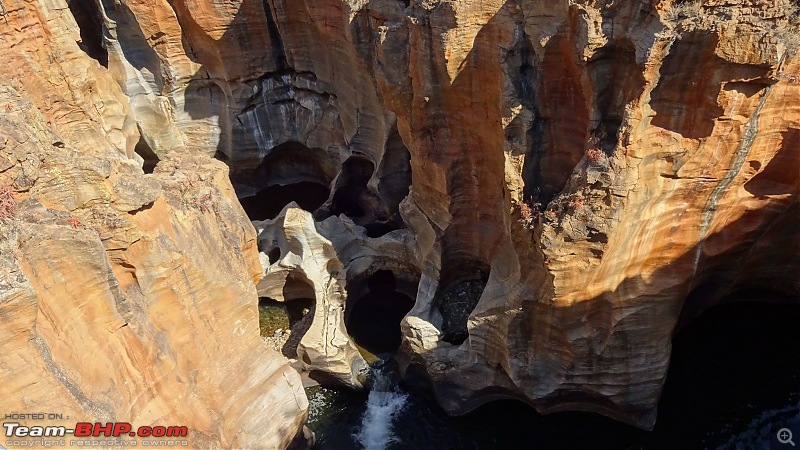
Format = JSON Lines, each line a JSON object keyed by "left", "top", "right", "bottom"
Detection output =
{"left": 258, "top": 301, "right": 291, "bottom": 337}
{"left": 258, "top": 297, "right": 313, "bottom": 337}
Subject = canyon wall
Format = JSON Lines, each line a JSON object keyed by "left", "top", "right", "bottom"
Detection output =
{"left": 0, "top": 3, "right": 308, "bottom": 448}
{"left": 1, "top": 0, "right": 798, "bottom": 440}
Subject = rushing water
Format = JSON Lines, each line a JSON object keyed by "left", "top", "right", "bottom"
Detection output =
{"left": 352, "top": 368, "right": 409, "bottom": 450}
{"left": 307, "top": 299, "right": 800, "bottom": 449}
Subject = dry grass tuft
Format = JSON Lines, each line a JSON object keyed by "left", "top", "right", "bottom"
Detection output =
{"left": 666, "top": 0, "right": 703, "bottom": 23}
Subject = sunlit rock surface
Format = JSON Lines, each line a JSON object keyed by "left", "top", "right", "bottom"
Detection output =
{"left": 1, "top": 0, "right": 798, "bottom": 438}
{"left": 0, "top": 87, "right": 308, "bottom": 449}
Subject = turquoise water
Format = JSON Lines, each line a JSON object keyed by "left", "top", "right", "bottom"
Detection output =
{"left": 306, "top": 300, "right": 800, "bottom": 449}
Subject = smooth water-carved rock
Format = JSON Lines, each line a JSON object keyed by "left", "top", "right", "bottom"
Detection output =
{"left": 250, "top": 0, "right": 797, "bottom": 429}
{"left": 254, "top": 206, "right": 423, "bottom": 380}
{"left": 8, "top": 0, "right": 799, "bottom": 437}
{"left": 255, "top": 206, "right": 369, "bottom": 387}
{"left": 0, "top": 87, "right": 309, "bottom": 449}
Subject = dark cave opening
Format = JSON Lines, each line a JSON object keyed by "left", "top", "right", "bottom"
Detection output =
{"left": 330, "top": 155, "right": 375, "bottom": 220}
{"left": 259, "top": 142, "right": 336, "bottom": 186}
{"left": 331, "top": 184, "right": 366, "bottom": 218}
{"left": 434, "top": 262, "right": 490, "bottom": 345}
{"left": 134, "top": 136, "right": 159, "bottom": 174}
{"left": 67, "top": 0, "right": 108, "bottom": 67}
{"left": 267, "top": 247, "right": 281, "bottom": 265}
{"left": 377, "top": 125, "right": 413, "bottom": 215}
{"left": 345, "top": 270, "right": 416, "bottom": 356}
{"left": 363, "top": 221, "right": 402, "bottom": 238}
{"left": 239, "top": 181, "right": 330, "bottom": 221}
{"left": 585, "top": 39, "right": 644, "bottom": 153}
{"left": 436, "top": 278, "right": 488, "bottom": 345}
{"left": 238, "top": 141, "right": 335, "bottom": 221}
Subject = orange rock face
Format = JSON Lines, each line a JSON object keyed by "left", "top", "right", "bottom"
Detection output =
{"left": 0, "top": 0, "right": 138, "bottom": 157}
{"left": 1, "top": 0, "right": 798, "bottom": 441}
{"left": 0, "top": 91, "right": 307, "bottom": 447}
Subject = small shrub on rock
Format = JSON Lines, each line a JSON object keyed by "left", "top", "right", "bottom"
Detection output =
{"left": 568, "top": 196, "right": 585, "bottom": 211}
{"left": 193, "top": 192, "right": 214, "bottom": 213}
{"left": 518, "top": 200, "right": 539, "bottom": 229}
{"left": 67, "top": 216, "right": 82, "bottom": 228}
{"left": 586, "top": 148, "right": 605, "bottom": 165}
{"left": 666, "top": 0, "right": 703, "bottom": 22}
{"left": 0, "top": 185, "right": 16, "bottom": 219}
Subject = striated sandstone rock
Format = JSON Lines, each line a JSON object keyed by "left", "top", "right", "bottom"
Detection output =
{"left": 5, "top": 0, "right": 799, "bottom": 436}
{"left": 254, "top": 206, "right": 369, "bottom": 387}
{"left": 0, "top": 0, "right": 138, "bottom": 158}
{"left": 0, "top": 87, "right": 308, "bottom": 449}
{"left": 86, "top": 0, "right": 800, "bottom": 430}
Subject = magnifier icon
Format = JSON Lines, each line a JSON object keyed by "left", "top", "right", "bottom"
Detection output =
{"left": 778, "top": 428, "right": 795, "bottom": 446}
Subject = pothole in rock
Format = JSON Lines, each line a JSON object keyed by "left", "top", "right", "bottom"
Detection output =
{"left": 259, "top": 297, "right": 314, "bottom": 358}
{"left": 345, "top": 270, "right": 416, "bottom": 357}
{"left": 436, "top": 273, "right": 489, "bottom": 345}
{"left": 363, "top": 220, "right": 402, "bottom": 238}
{"left": 233, "top": 141, "right": 337, "bottom": 221}
{"left": 239, "top": 181, "right": 330, "bottom": 221}
{"left": 330, "top": 155, "right": 376, "bottom": 221}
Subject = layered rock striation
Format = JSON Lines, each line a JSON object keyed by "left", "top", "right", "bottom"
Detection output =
{"left": 0, "top": 87, "right": 307, "bottom": 449}
{"left": 1, "top": 0, "right": 798, "bottom": 438}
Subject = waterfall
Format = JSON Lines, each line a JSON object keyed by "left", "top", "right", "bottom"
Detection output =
{"left": 353, "top": 367, "right": 409, "bottom": 450}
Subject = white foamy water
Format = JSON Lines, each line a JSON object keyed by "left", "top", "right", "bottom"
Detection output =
{"left": 354, "top": 370, "right": 409, "bottom": 450}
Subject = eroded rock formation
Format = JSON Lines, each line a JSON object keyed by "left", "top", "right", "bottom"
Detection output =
{"left": 255, "top": 207, "right": 369, "bottom": 387}
{"left": 1, "top": 0, "right": 798, "bottom": 440}
{"left": 255, "top": 204, "right": 421, "bottom": 383}
{"left": 0, "top": 83, "right": 307, "bottom": 450}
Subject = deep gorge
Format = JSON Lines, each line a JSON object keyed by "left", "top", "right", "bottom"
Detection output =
{"left": 0, "top": 0, "right": 798, "bottom": 449}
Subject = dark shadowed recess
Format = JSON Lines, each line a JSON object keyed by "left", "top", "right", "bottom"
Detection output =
{"left": 330, "top": 155, "right": 375, "bottom": 219}
{"left": 372, "top": 124, "right": 413, "bottom": 237}
{"left": 313, "top": 290, "right": 800, "bottom": 449}
{"left": 345, "top": 270, "right": 416, "bottom": 356}
{"left": 586, "top": 38, "right": 645, "bottom": 152}
{"left": 239, "top": 182, "right": 330, "bottom": 221}
{"left": 299, "top": 151, "right": 408, "bottom": 238}
{"left": 67, "top": 0, "right": 108, "bottom": 67}
{"left": 447, "top": 291, "right": 800, "bottom": 449}
{"left": 744, "top": 128, "right": 800, "bottom": 197}
{"left": 237, "top": 141, "right": 334, "bottom": 221}
{"left": 433, "top": 260, "right": 490, "bottom": 345}
{"left": 134, "top": 135, "right": 159, "bottom": 174}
